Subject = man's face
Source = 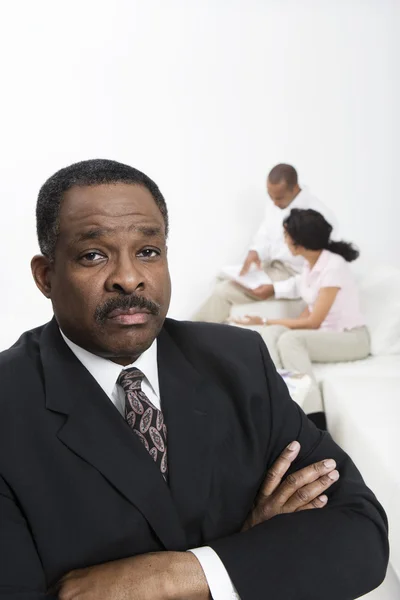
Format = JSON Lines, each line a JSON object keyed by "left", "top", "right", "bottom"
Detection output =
{"left": 267, "top": 180, "right": 296, "bottom": 209}
{"left": 42, "top": 183, "right": 171, "bottom": 364}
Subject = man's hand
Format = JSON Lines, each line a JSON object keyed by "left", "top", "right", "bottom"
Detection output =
{"left": 55, "top": 551, "right": 210, "bottom": 600}
{"left": 250, "top": 284, "right": 274, "bottom": 300}
{"left": 233, "top": 283, "right": 274, "bottom": 300}
{"left": 240, "top": 250, "right": 261, "bottom": 276}
{"left": 242, "top": 441, "right": 339, "bottom": 530}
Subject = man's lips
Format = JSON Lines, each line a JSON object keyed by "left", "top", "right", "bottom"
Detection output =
{"left": 107, "top": 307, "right": 152, "bottom": 325}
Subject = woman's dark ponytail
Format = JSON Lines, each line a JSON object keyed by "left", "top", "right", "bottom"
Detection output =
{"left": 284, "top": 208, "right": 360, "bottom": 263}
{"left": 326, "top": 240, "right": 359, "bottom": 262}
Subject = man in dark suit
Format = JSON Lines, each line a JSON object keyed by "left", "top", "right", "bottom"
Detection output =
{"left": 0, "top": 159, "right": 388, "bottom": 600}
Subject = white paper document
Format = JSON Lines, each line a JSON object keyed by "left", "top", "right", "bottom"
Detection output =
{"left": 219, "top": 264, "right": 272, "bottom": 290}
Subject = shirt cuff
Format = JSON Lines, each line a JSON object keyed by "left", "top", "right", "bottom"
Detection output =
{"left": 189, "top": 546, "right": 240, "bottom": 600}
{"left": 273, "top": 277, "right": 299, "bottom": 299}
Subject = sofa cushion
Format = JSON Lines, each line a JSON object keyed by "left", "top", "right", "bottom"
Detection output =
{"left": 358, "top": 266, "right": 400, "bottom": 356}
{"left": 313, "top": 355, "right": 400, "bottom": 382}
{"left": 323, "top": 376, "right": 400, "bottom": 582}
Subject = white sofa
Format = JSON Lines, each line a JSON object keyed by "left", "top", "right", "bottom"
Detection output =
{"left": 230, "top": 263, "right": 400, "bottom": 597}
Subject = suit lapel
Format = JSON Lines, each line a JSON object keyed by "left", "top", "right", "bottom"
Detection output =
{"left": 157, "top": 327, "right": 216, "bottom": 546}
{"left": 40, "top": 320, "right": 187, "bottom": 551}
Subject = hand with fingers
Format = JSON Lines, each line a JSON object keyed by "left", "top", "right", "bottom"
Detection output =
{"left": 240, "top": 250, "right": 261, "bottom": 276}
{"left": 242, "top": 440, "right": 339, "bottom": 531}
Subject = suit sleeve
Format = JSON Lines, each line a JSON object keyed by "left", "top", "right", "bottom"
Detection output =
{"left": 209, "top": 334, "right": 389, "bottom": 600}
{"left": 0, "top": 475, "right": 57, "bottom": 599}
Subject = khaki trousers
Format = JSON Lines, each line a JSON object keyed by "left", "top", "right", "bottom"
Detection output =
{"left": 247, "top": 325, "right": 371, "bottom": 414}
{"left": 193, "top": 261, "right": 297, "bottom": 323}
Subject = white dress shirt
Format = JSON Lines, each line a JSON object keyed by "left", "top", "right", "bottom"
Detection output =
{"left": 60, "top": 331, "right": 240, "bottom": 600}
{"left": 249, "top": 187, "right": 338, "bottom": 298}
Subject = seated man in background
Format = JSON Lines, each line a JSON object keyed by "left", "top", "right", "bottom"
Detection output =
{"left": 193, "top": 163, "right": 338, "bottom": 323}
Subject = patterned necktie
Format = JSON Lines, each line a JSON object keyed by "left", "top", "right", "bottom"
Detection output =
{"left": 118, "top": 368, "right": 168, "bottom": 479}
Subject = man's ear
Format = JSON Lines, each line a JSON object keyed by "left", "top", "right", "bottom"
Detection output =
{"left": 31, "top": 255, "right": 53, "bottom": 299}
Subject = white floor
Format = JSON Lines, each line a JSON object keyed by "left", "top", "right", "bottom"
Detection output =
{"left": 360, "top": 564, "right": 400, "bottom": 599}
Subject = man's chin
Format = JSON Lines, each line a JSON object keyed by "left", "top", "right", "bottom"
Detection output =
{"left": 94, "top": 319, "right": 163, "bottom": 361}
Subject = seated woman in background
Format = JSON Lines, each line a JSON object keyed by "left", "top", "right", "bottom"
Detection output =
{"left": 231, "top": 208, "right": 370, "bottom": 414}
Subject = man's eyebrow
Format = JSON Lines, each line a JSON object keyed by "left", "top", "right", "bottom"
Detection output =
{"left": 73, "top": 224, "right": 163, "bottom": 244}
{"left": 131, "top": 225, "right": 163, "bottom": 237}
{"left": 73, "top": 228, "right": 109, "bottom": 243}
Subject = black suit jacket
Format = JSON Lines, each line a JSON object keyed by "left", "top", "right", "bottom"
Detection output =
{"left": 0, "top": 318, "right": 388, "bottom": 599}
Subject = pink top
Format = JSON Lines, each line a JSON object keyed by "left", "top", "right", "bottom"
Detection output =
{"left": 300, "top": 250, "right": 365, "bottom": 332}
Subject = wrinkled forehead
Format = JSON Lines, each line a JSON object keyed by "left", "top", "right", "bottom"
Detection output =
{"left": 58, "top": 183, "right": 165, "bottom": 233}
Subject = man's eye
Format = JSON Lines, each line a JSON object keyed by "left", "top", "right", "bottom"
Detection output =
{"left": 137, "top": 249, "right": 160, "bottom": 259}
{"left": 81, "top": 252, "right": 105, "bottom": 262}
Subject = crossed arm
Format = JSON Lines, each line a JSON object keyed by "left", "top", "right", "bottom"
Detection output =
{"left": 54, "top": 443, "right": 340, "bottom": 600}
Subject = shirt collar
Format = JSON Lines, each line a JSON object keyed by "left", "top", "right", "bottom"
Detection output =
{"left": 309, "top": 249, "right": 330, "bottom": 274}
{"left": 279, "top": 188, "right": 306, "bottom": 216}
{"left": 287, "top": 187, "right": 306, "bottom": 209}
{"left": 59, "top": 330, "right": 160, "bottom": 400}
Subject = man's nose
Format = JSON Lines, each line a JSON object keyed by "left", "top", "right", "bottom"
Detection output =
{"left": 105, "top": 254, "right": 144, "bottom": 294}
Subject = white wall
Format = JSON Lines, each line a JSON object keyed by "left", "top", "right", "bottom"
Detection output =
{"left": 0, "top": 0, "right": 399, "bottom": 348}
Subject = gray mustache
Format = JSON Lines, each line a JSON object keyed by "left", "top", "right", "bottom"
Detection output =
{"left": 95, "top": 294, "right": 160, "bottom": 324}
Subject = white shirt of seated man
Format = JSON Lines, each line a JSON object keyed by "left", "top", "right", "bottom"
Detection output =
{"left": 247, "top": 166, "right": 338, "bottom": 299}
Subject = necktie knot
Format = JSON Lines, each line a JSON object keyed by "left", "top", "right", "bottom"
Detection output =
{"left": 118, "top": 367, "right": 144, "bottom": 392}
